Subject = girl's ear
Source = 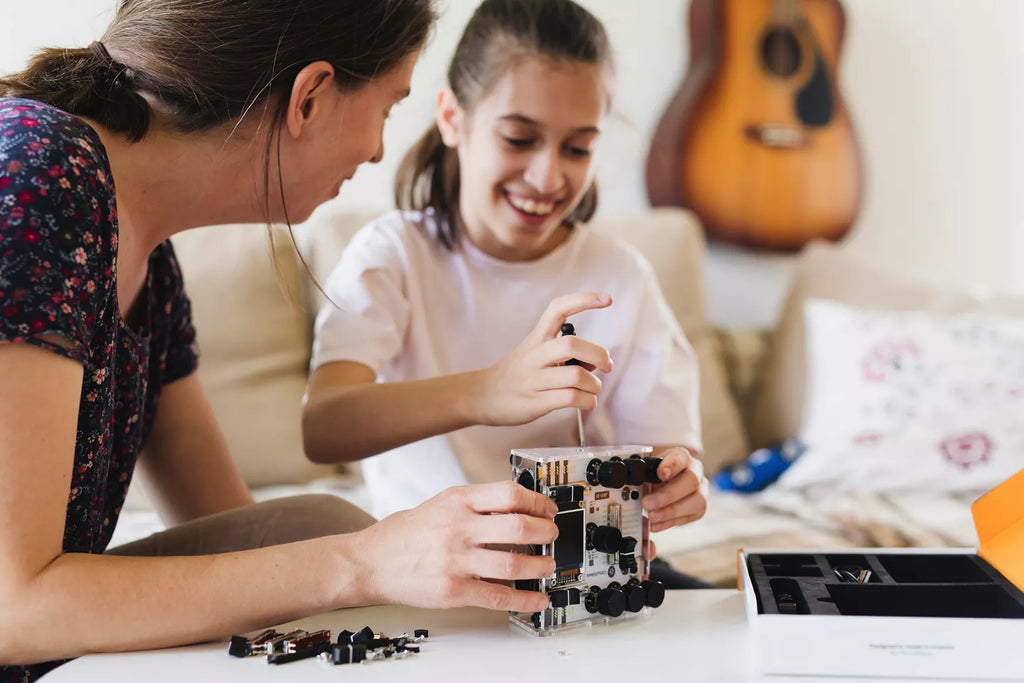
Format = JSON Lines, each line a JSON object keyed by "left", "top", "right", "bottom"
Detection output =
{"left": 283, "top": 61, "right": 336, "bottom": 139}
{"left": 435, "top": 87, "right": 464, "bottom": 147}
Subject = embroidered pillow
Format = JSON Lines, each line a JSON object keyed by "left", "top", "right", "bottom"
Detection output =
{"left": 774, "top": 299, "right": 1024, "bottom": 492}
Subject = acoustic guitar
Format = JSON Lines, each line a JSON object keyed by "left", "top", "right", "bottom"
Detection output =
{"left": 646, "top": 0, "right": 863, "bottom": 251}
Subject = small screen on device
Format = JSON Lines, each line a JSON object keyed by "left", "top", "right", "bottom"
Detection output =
{"left": 553, "top": 509, "right": 585, "bottom": 570}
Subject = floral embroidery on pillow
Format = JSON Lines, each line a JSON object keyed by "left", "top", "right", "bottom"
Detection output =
{"left": 939, "top": 432, "right": 993, "bottom": 470}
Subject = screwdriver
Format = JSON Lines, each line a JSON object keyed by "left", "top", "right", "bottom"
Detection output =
{"left": 560, "top": 322, "right": 586, "bottom": 448}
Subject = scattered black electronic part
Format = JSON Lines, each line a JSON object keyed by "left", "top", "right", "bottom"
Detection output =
{"left": 336, "top": 629, "right": 354, "bottom": 644}
{"left": 229, "top": 629, "right": 279, "bottom": 658}
{"left": 284, "top": 629, "right": 330, "bottom": 654}
{"left": 266, "top": 629, "right": 307, "bottom": 655}
{"left": 641, "top": 580, "right": 666, "bottom": 608}
{"left": 228, "top": 636, "right": 251, "bottom": 658}
{"left": 269, "top": 642, "right": 328, "bottom": 665}
{"left": 414, "top": 628, "right": 429, "bottom": 640}
{"left": 643, "top": 456, "right": 664, "bottom": 483}
{"left": 553, "top": 508, "right": 585, "bottom": 570}
{"left": 328, "top": 642, "right": 367, "bottom": 665}
{"left": 351, "top": 625, "right": 375, "bottom": 643}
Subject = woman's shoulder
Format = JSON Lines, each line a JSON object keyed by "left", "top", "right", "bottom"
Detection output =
{"left": 0, "top": 98, "right": 106, "bottom": 163}
{"left": 0, "top": 99, "right": 117, "bottom": 325}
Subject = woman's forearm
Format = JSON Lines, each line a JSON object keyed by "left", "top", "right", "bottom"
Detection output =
{"left": 0, "top": 533, "right": 367, "bottom": 665}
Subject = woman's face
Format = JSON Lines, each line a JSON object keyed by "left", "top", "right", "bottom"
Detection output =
{"left": 274, "top": 51, "right": 418, "bottom": 223}
{"left": 440, "top": 56, "right": 608, "bottom": 261}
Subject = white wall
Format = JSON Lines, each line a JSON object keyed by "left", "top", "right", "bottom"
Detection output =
{"left": 4, "top": 0, "right": 1022, "bottom": 327}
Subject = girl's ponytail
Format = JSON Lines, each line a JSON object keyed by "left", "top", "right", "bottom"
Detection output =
{"left": 0, "top": 42, "right": 151, "bottom": 142}
{"left": 394, "top": 125, "right": 461, "bottom": 248}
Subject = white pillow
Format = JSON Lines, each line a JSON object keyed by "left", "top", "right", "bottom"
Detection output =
{"left": 774, "top": 299, "right": 1024, "bottom": 492}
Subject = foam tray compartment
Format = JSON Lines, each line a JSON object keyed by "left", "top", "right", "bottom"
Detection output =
{"left": 746, "top": 552, "right": 1024, "bottom": 618}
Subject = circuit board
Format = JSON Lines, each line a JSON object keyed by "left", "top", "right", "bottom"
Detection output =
{"left": 509, "top": 446, "right": 666, "bottom": 635}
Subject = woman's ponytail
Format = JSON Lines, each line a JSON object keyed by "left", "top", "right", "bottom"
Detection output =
{"left": 0, "top": 41, "right": 150, "bottom": 142}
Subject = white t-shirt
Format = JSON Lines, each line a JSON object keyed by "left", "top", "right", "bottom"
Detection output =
{"left": 312, "top": 210, "right": 701, "bottom": 519}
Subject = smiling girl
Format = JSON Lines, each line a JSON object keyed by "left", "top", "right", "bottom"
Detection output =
{"left": 304, "top": 0, "right": 709, "bottom": 551}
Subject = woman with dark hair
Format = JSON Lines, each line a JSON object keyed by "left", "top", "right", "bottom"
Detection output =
{"left": 0, "top": 1, "right": 558, "bottom": 679}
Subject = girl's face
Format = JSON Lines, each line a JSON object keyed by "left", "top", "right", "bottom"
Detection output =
{"left": 438, "top": 56, "right": 608, "bottom": 261}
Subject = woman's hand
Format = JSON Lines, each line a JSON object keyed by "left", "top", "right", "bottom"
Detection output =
{"left": 353, "top": 481, "right": 560, "bottom": 613}
{"left": 643, "top": 447, "right": 709, "bottom": 533}
{"left": 470, "top": 292, "right": 613, "bottom": 426}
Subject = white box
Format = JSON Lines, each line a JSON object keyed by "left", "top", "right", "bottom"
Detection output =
{"left": 738, "top": 547, "right": 1024, "bottom": 680}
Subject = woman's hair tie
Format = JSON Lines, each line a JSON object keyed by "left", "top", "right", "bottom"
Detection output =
{"left": 89, "top": 41, "right": 114, "bottom": 66}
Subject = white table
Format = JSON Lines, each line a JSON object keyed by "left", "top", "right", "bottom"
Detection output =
{"left": 46, "top": 590, "right": 995, "bottom": 682}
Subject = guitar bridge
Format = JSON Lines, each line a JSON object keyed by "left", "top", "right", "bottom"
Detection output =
{"left": 744, "top": 124, "right": 808, "bottom": 149}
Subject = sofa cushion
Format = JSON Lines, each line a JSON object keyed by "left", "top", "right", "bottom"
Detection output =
{"left": 774, "top": 298, "right": 1024, "bottom": 493}
{"left": 305, "top": 205, "right": 749, "bottom": 475}
{"left": 749, "top": 241, "right": 1024, "bottom": 448}
{"left": 170, "top": 224, "right": 340, "bottom": 487}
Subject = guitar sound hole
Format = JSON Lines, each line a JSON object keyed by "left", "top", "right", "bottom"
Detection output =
{"left": 761, "top": 27, "right": 802, "bottom": 78}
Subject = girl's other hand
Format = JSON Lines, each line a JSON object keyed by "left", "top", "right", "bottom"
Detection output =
{"left": 472, "top": 291, "right": 612, "bottom": 426}
{"left": 353, "top": 481, "right": 559, "bottom": 613}
{"left": 642, "top": 446, "right": 709, "bottom": 533}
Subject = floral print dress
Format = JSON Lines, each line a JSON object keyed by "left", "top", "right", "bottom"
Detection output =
{"left": 0, "top": 98, "right": 199, "bottom": 682}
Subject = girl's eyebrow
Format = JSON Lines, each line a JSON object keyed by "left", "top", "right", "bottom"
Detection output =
{"left": 497, "top": 113, "right": 600, "bottom": 135}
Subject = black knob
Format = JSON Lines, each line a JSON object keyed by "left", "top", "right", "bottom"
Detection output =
{"left": 596, "top": 588, "right": 625, "bottom": 617}
{"left": 619, "top": 536, "right": 637, "bottom": 555}
{"left": 644, "top": 456, "right": 664, "bottom": 483}
{"left": 641, "top": 580, "right": 666, "bottom": 608}
{"left": 622, "top": 584, "right": 646, "bottom": 613}
{"left": 590, "top": 525, "right": 622, "bottom": 554}
{"left": 598, "top": 460, "right": 628, "bottom": 488}
{"left": 624, "top": 458, "right": 646, "bottom": 486}
{"left": 516, "top": 469, "right": 535, "bottom": 491}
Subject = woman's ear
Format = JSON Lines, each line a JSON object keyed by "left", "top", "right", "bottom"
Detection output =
{"left": 283, "top": 61, "right": 336, "bottom": 139}
{"left": 435, "top": 87, "right": 464, "bottom": 147}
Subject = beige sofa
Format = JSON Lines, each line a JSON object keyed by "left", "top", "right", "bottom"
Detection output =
{"left": 115, "top": 205, "right": 1000, "bottom": 586}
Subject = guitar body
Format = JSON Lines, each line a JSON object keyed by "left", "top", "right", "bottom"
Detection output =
{"left": 647, "top": 0, "right": 863, "bottom": 251}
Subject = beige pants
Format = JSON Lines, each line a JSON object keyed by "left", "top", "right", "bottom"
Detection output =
{"left": 106, "top": 494, "right": 376, "bottom": 556}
